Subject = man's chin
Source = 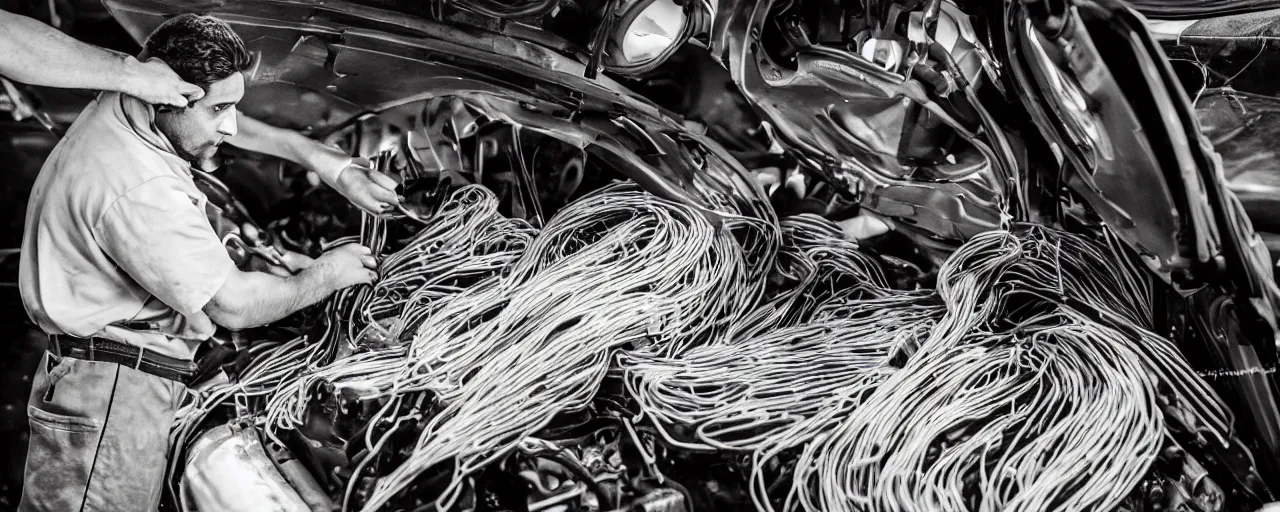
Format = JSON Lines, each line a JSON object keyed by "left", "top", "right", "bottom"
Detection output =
{"left": 189, "top": 145, "right": 221, "bottom": 170}
{"left": 171, "top": 145, "right": 202, "bottom": 165}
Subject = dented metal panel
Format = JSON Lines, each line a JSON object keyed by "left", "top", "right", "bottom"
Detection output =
{"left": 180, "top": 423, "right": 311, "bottom": 512}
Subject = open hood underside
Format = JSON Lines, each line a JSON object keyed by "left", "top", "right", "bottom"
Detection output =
{"left": 103, "top": 0, "right": 668, "bottom": 136}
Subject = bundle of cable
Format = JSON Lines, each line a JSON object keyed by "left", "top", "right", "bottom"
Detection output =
{"left": 262, "top": 185, "right": 537, "bottom": 431}
{"left": 784, "top": 314, "right": 1163, "bottom": 512}
{"left": 929, "top": 228, "right": 1228, "bottom": 436}
{"left": 779, "top": 215, "right": 888, "bottom": 288}
{"left": 616, "top": 211, "right": 933, "bottom": 507}
{"left": 172, "top": 270, "right": 377, "bottom": 457}
{"left": 353, "top": 185, "right": 538, "bottom": 347}
{"left": 763, "top": 228, "right": 1232, "bottom": 512}
{"left": 357, "top": 184, "right": 770, "bottom": 511}
{"left": 927, "top": 226, "right": 1152, "bottom": 334}
{"left": 728, "top": 214, "right": 891, "bottom": 340}
{"left": 387, "top": 183, "right": 770, "bottom": 397}
{"left": 622, "top": 294, "right": 944, "bottom": 453}
{"left": 680, "top": 130, "right": 781, "bottom": 286}
{"left": 623, "top": 215, "right": 927, "bottom": 454}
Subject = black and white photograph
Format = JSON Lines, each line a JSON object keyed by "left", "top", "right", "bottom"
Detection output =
{"left": 2, "top": 0, "right": 1280, "bottom": 510}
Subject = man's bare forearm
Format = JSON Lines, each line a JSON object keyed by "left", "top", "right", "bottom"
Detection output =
{"left": 205, "top": 265, "right": 340, "bottom": 330}
{"left": 0, "top": 10, "right": 137, "bottom": 91}
{"left": 227, "top": 113, "right": 401, "bottom": 215}
{"left": 226, "top": 113, "right": 305, "bottom": 162}
{"left": 228, "top": 113, "right": 347, "bottom": 183}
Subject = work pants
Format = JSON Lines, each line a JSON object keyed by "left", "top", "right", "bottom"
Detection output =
{"left": 18, "top": 352, "right": 187, "bottom": 512}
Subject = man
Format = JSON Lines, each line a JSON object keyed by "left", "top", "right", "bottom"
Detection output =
{"left": 18, "top": 14, "right": 376, "bottom": 511}
{"left": 0, "top": 7, "right": 401, "bottom": 214}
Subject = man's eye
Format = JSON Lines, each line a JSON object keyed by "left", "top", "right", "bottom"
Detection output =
{"left": 213, "top": 105, "right": 230, "bottom": 112}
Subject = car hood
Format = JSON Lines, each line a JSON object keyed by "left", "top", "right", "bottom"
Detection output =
{"left": 104, "top": 0, "right": 660, "bottom": 131}
{"left": 102, "top": 0, "right": 771, "bottom": 218}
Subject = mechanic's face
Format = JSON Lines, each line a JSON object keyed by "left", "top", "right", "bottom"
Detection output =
{"left": 155, "top": 72, "right": 244, "bottom": 163}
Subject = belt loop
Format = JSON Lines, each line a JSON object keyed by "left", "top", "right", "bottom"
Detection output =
{"left": 88, "top": 338, "right": 95, "bottom": 361}
{"left": 51, "top": 335, "right": 61, "bottom": 357}
{"left": 135, "top": 347, "right": 145, "bottom": 370}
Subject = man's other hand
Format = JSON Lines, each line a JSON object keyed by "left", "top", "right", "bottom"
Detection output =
{"left": 310, "top": 150, "right": 401, "bottom": 215}
{"left": 123, "top": 57, "right": 204, "bottom": 108}
{"left": 336, "top": 157, "right": 401, "bottom": 215}
{"left": 315, "top": 244, "right": 378, "bottom": 289}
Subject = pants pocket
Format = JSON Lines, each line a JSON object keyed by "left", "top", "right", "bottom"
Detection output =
{"left": 27, "top": 406, "right": 100, "bottom": 433}
{"left": 19, "top": 354, "right": 119, "bottom": 512}
{"left": 19, "top": 406, "right": 104, "bottom": 512}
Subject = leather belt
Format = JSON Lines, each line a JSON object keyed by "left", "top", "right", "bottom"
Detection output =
{"left": 49, "top": 334, "right": 197, "bottom": 384}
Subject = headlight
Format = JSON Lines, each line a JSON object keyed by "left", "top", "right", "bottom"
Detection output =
{"left": 618, "top": 0, "right": 687, "bottom": 62}
{"left": 601, "top": 0, "right": 711, "bottom": 75}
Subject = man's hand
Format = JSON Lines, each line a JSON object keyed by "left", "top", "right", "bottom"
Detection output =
{"left": 307, "top": 146, "right": 401, "bottom": 215}
{"left": 336, "top": 158, "right": 402, "bottom": 215}
{"left": 314, "top": 243, "right": 378, "bottom": 289}
{"left": 121, "top": 57, "right": 204, "bottom": 108}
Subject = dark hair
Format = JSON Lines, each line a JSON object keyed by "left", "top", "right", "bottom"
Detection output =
{"left": 140, "top": 14, "right": 253, "bottom": 89}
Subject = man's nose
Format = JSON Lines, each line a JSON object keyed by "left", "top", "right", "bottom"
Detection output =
{"left": 217, "top": 109, "right": 238, "bottom": 137}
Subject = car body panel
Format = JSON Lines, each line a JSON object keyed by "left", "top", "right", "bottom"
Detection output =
{"left": 180, "top": 423, "right": 311, "bottom": 512}
{"left": 706, "top": 0, "right": 1011, "bottom": 264}
{"left": 1009, "top": 0, "right": 1280, "bottom": 499}
{"left": 102, "top": 0, "right": 782, "bottom": 219}
{"left": 1126, "top": 0, "right": 1280, "bottom": 20}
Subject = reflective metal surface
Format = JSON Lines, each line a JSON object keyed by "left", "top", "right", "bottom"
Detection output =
{"left": 709, "top": 0, "right": 1006, "bottom": 262}
{"left": 180, "top": 423, "right": 310, "bottom": 512}
{"left": 619, "top": 0, "right": 686, "bottom": 64}
{"left": 1010, "top": 7, "right": 1195, "bottom": 280}
{"left": 1197, "top": 89, "right": 1280, "bottom": 240}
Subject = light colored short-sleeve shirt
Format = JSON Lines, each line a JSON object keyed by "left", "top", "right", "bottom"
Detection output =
{"left": 19, "top": 92, "right": 236, "bottom": 360}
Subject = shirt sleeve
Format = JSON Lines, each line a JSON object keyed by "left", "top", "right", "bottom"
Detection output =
{"left": 93, "top": 176, "right": 235, "bottom": 317}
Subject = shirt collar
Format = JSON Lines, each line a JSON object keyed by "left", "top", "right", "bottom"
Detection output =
{"left": 113, "top": 92, "right": 192, "bottom": 175}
